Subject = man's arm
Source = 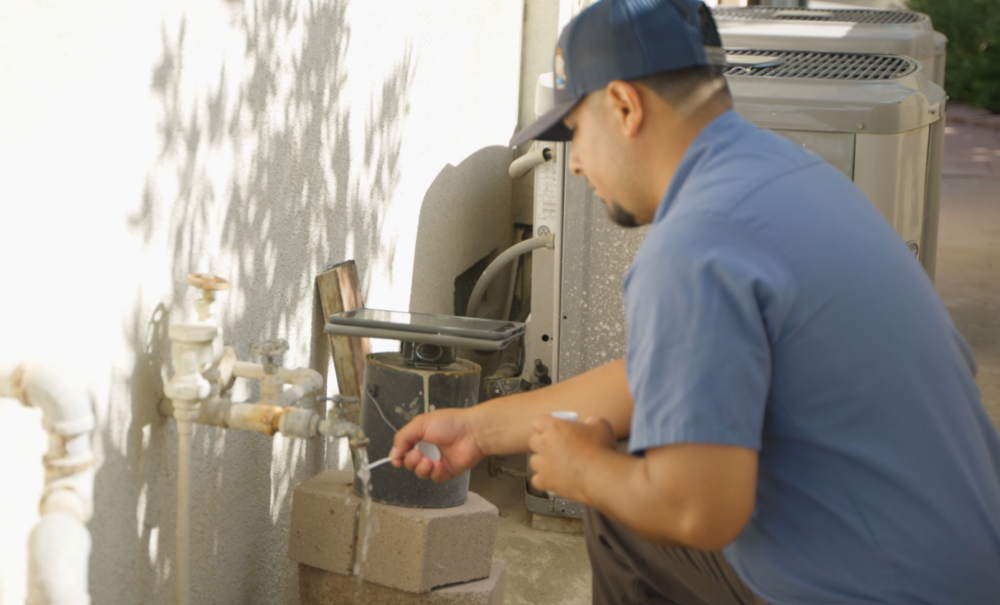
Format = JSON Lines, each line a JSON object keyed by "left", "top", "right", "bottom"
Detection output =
{"left": 470, "top": 357, "right": 633, "bottom": 455}
{"left": 390, "top": 358, "right": 633, "bottom": 480}
{"left": 529, "top": 416, "right": 758, "bottom": 550}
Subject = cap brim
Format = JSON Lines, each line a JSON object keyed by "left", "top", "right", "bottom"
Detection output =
{"left": 509, "top": 96, "right": 580, "bottom": 146}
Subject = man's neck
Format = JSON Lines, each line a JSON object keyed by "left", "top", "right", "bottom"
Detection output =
{"left": 646, "top": 98, "right": 732, "bottom": 215}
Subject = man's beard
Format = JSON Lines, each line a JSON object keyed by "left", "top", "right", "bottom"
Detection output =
{"left": 606, "top": 202, "right": 640, "bottom": 228}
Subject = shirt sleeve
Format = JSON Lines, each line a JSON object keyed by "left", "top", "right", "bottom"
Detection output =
{"left": 624, "top": 213, "right": 791, "bottom": 455}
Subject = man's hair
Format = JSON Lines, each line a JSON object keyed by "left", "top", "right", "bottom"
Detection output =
{"left": 634, "top": 65, "right": 731, "bottom": 114}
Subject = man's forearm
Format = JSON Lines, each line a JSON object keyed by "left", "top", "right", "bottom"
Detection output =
{"left": 580, "top": 449, "right": 687, "bottom": 546}
{"left": 580, "top": 444, "right": 759, "bottom": 551}
{"left": 467, "top": 358, "right": 633, "bottom": 456}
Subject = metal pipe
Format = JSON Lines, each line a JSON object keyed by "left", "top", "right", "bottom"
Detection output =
{"left": 163, "top": 323, "right": 215, "bottom": 605}
{"left": 0, "top": 361, "right": 95, "bottom": 605}
{"left": 230, "top": 362, "right": 323, "bottom": 406}
{"left": 466, "top": 234, "right": 555, "bottom": 318}
{"left": 175, "top": 416, "right": 193, "bottom": 605}
{"left": 159, "top": 395, "right": 366, "bottom": 443}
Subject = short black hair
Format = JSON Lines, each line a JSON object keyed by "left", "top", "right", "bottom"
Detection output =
{"left": 634, "top": 65, "right": 730, "bottom": 109}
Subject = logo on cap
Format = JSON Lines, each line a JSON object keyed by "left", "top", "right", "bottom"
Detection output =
{"left": 555, "top": 48, "right": 567, "bottom": 90}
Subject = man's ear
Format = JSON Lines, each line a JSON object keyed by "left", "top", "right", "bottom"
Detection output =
{"left": 605, "top": 80, "right": 644, "bottom": 138}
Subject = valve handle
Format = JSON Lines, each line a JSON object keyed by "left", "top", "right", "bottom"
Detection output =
{"left": 186, "top": 273, "right": 229, "bottom": 291}
{"left": 250, "top": 338, "right": 289, "bottom": 362}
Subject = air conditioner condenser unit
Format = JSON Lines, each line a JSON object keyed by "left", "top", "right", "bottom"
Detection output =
{"left": 529, "top": 48, "right": 946, "bottom": 384}
{"left": 713, "top": 6, "right": 948, "bottom": 87}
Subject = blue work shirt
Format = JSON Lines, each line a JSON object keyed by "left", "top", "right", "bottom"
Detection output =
{"left": 624, "top": 110, "right": 1000, "bottom": 604}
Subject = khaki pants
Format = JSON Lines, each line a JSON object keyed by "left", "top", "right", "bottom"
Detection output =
{"left": 584, "top": 506, "right": 771, "bottom": 605}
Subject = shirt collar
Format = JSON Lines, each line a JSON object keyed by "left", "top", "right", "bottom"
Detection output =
{"left": 653, "top": 109, "right": 755, "bottom": 223}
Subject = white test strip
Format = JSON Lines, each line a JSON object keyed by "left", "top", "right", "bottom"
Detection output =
{"left": 367, "top": 457, "right": 392, "bottom": 470}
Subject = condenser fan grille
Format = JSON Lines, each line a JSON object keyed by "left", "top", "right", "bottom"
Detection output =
{"left": 712, "top": 7, "right": 925, "bottom": 25}
{"left": 724, "top": 49, "right": 918, "bottom": 80}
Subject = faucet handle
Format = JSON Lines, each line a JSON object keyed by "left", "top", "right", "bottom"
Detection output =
{"left": 250, "top": 338, "right": 289, "bottom": 365}
{"left": 186, "top": 273, "right": 229, "bottom": 292}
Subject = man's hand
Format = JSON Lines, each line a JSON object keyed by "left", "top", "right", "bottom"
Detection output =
{"left": 389, "top": 408, "right": 485, "bottom": 483}
{"left": 528, "top": 415, "right": 617, "bottom": 503}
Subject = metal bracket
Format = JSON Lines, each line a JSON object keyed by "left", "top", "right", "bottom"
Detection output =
{"left": 524, "top": 480, "right": 585, "bottom": 519}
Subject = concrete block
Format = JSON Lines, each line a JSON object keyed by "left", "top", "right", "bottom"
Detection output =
{"left": 299, "top": 559, "right": 507, "bottom": 605}
{"left": 361, "top": 490, "right": 499, "bottom": 593}
{"left": 288, "top": 470, "right": 499, "bottom": 593}
{"left": 288, "top": 470, "right": 359, "bottom": 575}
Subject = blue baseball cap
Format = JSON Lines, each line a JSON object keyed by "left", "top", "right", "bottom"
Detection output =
{"left": 510, "top": 0, "right": 725, "bottom": 146}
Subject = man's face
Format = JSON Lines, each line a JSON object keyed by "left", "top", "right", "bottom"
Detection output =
{"left": 563, "top": 92, "right": 643, "bottom": 228}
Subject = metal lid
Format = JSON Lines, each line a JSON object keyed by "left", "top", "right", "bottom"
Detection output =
{"left": 712, "top": 7, "right": 945, "bottom": 61}
{"left": 326, "top": 309, "right": 525, "bottom": 352}
{"left": 725, "top": 49, "right": 917, "bottom": 80}
{"left": 726, "top": 50, "right": 946, "bottom": 134}
{"left": 713, "top": 7, "right": 926, "bottom": 25}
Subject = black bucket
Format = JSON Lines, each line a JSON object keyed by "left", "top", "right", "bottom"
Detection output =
{"left": 354, "top": 352, "right": 480, "bottom": 508}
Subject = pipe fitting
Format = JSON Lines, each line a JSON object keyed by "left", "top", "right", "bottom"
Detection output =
{"left": 509, "top": 146, "right": 553, "bottom": 179}
{"left": 278, "top": 408, "right": 322, "bottom": 440}
{"left": 319, "top": 416, "right": 368, "bottom": 446}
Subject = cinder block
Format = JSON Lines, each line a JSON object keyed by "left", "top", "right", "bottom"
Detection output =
{"left": 288, "top": 470, "right": 359, "bottom": 575}
{"left": 299, "top": 559, "right": 507, "bottom": 605}
{"left": 361, "top": 490, "right": 499, "bottom": 593}
{"left": 288, "top": 470, "right": 499, "bottom": 593}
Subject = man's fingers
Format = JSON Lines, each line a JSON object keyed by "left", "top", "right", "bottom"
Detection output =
{"left": 392, "top": 415, "right": 427, "bottom": 460}
{"left": 403, "top": 449, "right": 424, "bottom": 471}
{"left": 528, "top": 432, "right": 545, "bottom": 454}
{"left": 431, "top": 461, "right": 454, "bottom": 483}
{"left": 529, "top": 453, "right": 543, "bottom": 473}
{"left": 414, "top": 456, "right": 434, "bottom": 480}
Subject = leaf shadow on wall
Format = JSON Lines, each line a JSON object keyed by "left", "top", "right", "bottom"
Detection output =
{"left": 93, "top": 1, "right": 416, "bottom": 603}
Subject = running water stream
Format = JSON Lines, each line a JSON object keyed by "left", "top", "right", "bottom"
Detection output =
{"left": 352, "top": 446, "right": 377, "bottom": 587}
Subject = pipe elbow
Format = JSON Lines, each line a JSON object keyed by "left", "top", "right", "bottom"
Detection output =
{"left": 509, "top": 146, "right": 552, "bottom": 179}
{"left": 15, "top": 362, "right": 95, "bottom": 437}
{"left": 278, "top": 367, "right": 322, "bottom": 391}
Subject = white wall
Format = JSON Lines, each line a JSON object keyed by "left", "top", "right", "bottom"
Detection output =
{"left": 0, "top": 1, "right": 523, "bottom": 603}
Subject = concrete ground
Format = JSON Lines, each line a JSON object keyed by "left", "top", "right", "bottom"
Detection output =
{"left": 470, "top": 457, "right": 592, "bottom": 605}
{"left": 937, "top": 116, "right": 1000, "bottom": 421}
{"left": 471, "top": 112, "right": 1000, "bottom": 605}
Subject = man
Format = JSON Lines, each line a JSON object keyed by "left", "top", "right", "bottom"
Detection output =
{"left": 389, "top": 1, "right": 1000, "bottom": 603}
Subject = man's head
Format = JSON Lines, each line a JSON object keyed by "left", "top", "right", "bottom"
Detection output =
{"left": 510, "top": 0, "right": 731, "bottom": 227}
{"left": 565, "top": 65, "right": 731, "bottom": 227}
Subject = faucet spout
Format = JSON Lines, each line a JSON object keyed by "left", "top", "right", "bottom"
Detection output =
{"left": 319, "top": 416, "right": 368, "bottom": 447}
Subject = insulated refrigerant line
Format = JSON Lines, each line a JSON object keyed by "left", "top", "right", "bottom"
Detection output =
{"left": 466, "top": 234, "right": 555, "bottom": 318}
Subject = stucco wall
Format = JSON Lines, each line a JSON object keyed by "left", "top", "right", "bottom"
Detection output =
{"left": 0, "top": 1, "right": 523, "bottom": 603}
